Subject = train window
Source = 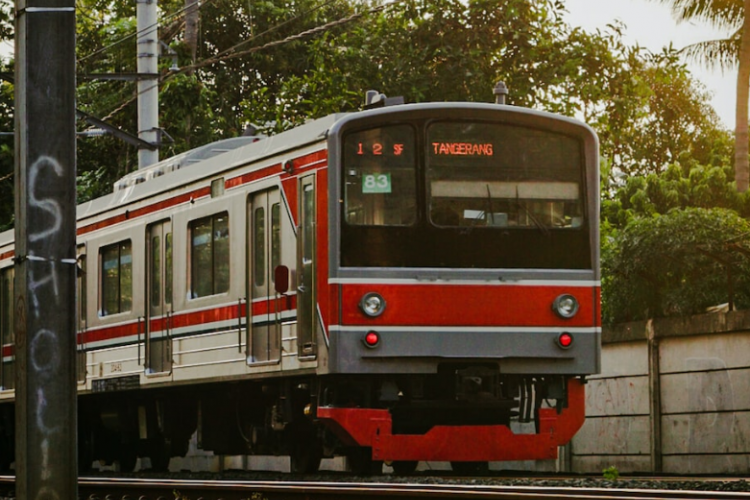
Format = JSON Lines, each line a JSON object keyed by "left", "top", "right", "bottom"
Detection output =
{"left": 343, "top": 124, "right": 416, "bottom": 226}
{"left": 190, "top": 212, "right": 230, "bottom": 298}
{"left": 165, "top": 232, "right": 173, "bottom": 305}
{"left": 100, "top": 240, "right": 133, "bottom": 316}
{"left": 76, "top": 250, "right": 87, "bottom": 383}
{"left": 77, "top": 251, "right": 87, "bottom": 330}
{"left": 254, "top": 207, "right": 265, "bottom": 287}
{"left": 151, "top": 235, "right": 161, "bottom": 307}
{"left": 427, "top": 122, "right": 584, "bottom": 229}
{"left": 271, "top": 203, "right": 281, "bottom": 272}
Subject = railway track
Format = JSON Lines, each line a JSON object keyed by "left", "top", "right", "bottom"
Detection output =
{"left": 1, "top": 476, "right": 750, "bottom": 500}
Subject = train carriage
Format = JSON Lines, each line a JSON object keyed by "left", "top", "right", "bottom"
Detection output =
{"left": 0, "top": 91, "right": 600, "bottom": 473}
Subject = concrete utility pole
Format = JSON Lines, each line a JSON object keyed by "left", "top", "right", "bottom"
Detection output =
{"left": 184, "top": 0, "right": 199, "bottom": 67}
{"left": 137, "top": 0, "right": 159, "bottom": 168}
{"left": 14, "top": 0, "right": 78, "bottom": 497}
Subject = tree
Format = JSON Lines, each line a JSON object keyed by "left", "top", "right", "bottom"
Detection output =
{"left": 653, "top": 0, "right": 750, "bottom": 191}
{"left": 603, "top": 207, "right": 750, "bottom": 324}
{"left": 0, "top": 0, "right": 736, "bottom": 227}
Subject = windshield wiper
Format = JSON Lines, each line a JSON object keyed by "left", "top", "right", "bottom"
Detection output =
{"left": 516, "top": 185, "right": 549, "bottom": 236}
{"left": 486, "top": 184, "right": 495, "bottom": 226}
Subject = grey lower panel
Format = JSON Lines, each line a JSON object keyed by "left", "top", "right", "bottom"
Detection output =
{"left": 328, "top": 328, "right": 600, "bottom": 375}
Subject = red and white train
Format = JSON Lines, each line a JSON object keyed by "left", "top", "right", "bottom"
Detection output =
{"left": 0, "top": 93, "right": 600, "bottom": 473}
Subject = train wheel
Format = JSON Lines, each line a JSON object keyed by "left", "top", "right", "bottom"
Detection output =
{"left": 287, "top": 421, "right": 321, "bottom": 474}
{"left": 346, "top": 447, "right": 383, "bottom": 475}
{"left": 0, "top": 433, "right": 12, "bottom": 473}
{"left": 77, "top": 431, "right": 93, "bottom": 474}
{"left": 149, "top": 438, "right": 171, "bottom": 472}
{"left": 289, "top": 438, "right": 322, "bottom": 474}
{"left": 391, "top": 460, "right": 418, "bottom": 475}
{"left": 117, "top": 443, "right": 138, "bottom": 472}
{"left": 450, "top": 461, "right": 489, "bottom": 474}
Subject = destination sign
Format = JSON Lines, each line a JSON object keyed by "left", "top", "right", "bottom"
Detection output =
{"left": 432, "top": 142, "right": 494, "bottom": 156}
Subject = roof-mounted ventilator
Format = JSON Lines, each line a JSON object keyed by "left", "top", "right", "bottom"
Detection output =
{"left": 364, "top": 90, "right": 405, "bottom": 110}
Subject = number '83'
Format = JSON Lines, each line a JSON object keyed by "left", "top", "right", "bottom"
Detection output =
{"left": 364, "top": 174, "right": 389, "bottom": 189}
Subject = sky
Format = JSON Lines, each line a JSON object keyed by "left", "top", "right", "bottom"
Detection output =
{"left": 564, "top": 0, "right": 737, "bottom": 129}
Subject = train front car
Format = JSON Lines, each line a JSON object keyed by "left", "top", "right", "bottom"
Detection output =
{"left": 317, "top": 102, "right": 600, "bottom": 472}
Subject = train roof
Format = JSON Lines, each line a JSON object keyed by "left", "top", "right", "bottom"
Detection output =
{"left": 79, "top": 112, "right": 344, "bottom": 221}
{"left": 0, "top": 113, "right": 343, "bottom": 248}
{"left": 0, "top": 100, "right": 597, "bottom": 249}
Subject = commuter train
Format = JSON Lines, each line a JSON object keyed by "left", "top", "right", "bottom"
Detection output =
{"left": 0, "top": 91, "right": 600, "bottom": 474}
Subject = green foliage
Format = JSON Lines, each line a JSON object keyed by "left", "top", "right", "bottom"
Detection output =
{"left": 602, "top": 163, "right": 750, "bottom": 229}
{"left": 602, "top": 465, "right": 620, "bottom": 480}
{"left": 603, "top": 207, "right": 750, "bottom": 324}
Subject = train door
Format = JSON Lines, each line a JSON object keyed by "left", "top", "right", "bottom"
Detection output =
{"left": 76, "top": 245, "right": 87, "bottom": 383}
{"left": 247, "top": 189, "right": 282, "bottom": 364}
{"left": 297, "top": 176, "right": 316, "bottom": 357}
{"left": 146, "top": 220, "right": 173, "bottom": 375}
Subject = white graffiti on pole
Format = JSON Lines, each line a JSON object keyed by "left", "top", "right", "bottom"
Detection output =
{"left": 26, "top": 155, "right": 68, "bottom": 499}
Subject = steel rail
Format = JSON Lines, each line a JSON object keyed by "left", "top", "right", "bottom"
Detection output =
{"left": 76, "top": 477, "right": 750, "bottom": 500}
{"left": 1, "top": 476, "right": 750, "bottom": 500}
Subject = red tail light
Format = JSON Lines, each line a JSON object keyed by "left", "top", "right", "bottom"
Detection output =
{"left": 363, "top": 331, "right": 380, "bottom": 348}
{"left": 557, "top": 332, "right": 574, "bottom": 349}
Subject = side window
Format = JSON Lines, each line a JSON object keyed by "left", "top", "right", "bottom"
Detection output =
{"left": 77, "top": 251, "right": 87, "bottom": 330}
{"left": 165, "top": 232, "right": 173, "bottom": 306}
{"left": 271, "top": 202, "right": 281, "bottom": 272}
{"left": 254, "top": 207, "right": 265, "bottom": 287}
{"left": 76, "top": 249, "right": 87, "bottom": 383}
{"left": 100, "top": 240, "right": 133, "bottom": 316}
{"left": 151, "top": 234, "right": 161, "bottom": 307}
{"left": 190, "top": 212, "right": 230, "bottom": 298}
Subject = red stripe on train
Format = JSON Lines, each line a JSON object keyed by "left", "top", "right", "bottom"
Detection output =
{"left": 79, "top": 296, "right": 297, "bottom": 345}
{"left": 77, "top": 150, "right": 326, "bottom": 236}
{"left": 78, "top": 187, "right": 212, "bottom": 235}
{"left": 341, "top": 284, "right": 600, "bottom": 327}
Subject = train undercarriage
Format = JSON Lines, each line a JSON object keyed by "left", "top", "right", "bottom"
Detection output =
{"left": 0, "top": 366, "right": 584, "bottom": 474}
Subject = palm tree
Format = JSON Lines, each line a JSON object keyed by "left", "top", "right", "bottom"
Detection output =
{"left": 653, "top": 0, "right": 749, "bottom": 192}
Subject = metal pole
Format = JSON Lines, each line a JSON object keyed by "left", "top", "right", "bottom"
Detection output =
{"left": 137, "top": 0, "right": 159, "bottom": 168}
{"left": 647, "top": 320, "right": 662, "bottom": 473}
{"left": 14, "top": 0, "right": 78, "bottom": 497}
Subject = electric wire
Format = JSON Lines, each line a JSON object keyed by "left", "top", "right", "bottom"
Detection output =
{"left": 76, "top": 0, "right": 220, "bottom": 64}
{"left": 93, "top": 0, "right": 400, "bottom": 123}
{"left": 212, "top": 0, "right": 343, "bottom": 61}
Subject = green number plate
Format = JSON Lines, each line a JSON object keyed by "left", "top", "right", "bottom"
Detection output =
{"left": 362, "top": 173, "right": 391, "bottom": 193}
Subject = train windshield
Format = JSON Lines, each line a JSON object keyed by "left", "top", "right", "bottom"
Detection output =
{"left": 427, "top": 122, "right": 583, "bottom": 229}
{"left": 343, "top": 124, "right": 417, "bottom": 226}
{"left": 340, "top": 119, "right": 591, "bottom": 269}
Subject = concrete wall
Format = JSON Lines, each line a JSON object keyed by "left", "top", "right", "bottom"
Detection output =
{"left": 571, "top": 310, "right": 750, "bottom": 474}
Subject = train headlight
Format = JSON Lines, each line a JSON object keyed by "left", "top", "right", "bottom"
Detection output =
{"left": 553, "top": 294, "right": 579, "bottom": 319}
{"left": 360, "top": 292, "right": 386, "bottom": 317}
